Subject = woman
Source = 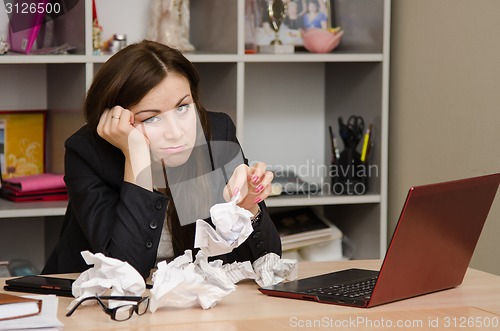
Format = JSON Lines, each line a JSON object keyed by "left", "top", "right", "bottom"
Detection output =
{"left": 303, "top": 0, "right": 328, "bottom": 30}
{"left": 284, "top": 0, "right": 304, "bottom": 30}
{"left": 42, "top": 40, "right": 281, "bottom": 279}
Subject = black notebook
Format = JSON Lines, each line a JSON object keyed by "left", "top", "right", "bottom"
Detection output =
{"left": 4, "top": 275, "right": 74, "bottom": 297}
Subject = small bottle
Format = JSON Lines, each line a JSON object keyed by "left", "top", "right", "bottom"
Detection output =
{"left": 109, "top": 34, "right": 127, "bottom": 53}
{"left": 114, "top": 34, "right": 127, "bottom": 50}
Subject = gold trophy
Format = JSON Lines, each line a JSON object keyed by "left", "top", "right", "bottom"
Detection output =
{"left": 268, "top": 0, "right": 286, "bottom": 45}
{"left": 260, "top": 0, "right": 294, "bottom": 53}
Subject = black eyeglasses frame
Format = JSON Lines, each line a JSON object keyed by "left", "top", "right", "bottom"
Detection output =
{"left": 66, "top": 295, "right": 149, "bottom": 321}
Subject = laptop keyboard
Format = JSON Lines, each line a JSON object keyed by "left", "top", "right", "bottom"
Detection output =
{"left": 304, "top": 276, "right": 378, "bottom": 299}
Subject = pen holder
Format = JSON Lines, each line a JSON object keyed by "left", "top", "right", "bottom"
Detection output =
{"left": 330, "top": 147, "right": 368, "bottom": 195}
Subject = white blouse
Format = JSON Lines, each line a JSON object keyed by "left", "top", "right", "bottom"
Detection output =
{"left": 156, "top": 212, "right": 174, "bottom": 264}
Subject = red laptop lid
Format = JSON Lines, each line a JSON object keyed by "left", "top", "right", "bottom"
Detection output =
{"left": 369, "top": 173, "right": 500, "bottom": 307}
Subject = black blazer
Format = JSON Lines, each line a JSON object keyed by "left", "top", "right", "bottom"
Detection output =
{"left": 42, "top": 111, "right": 281, "bottom": 279}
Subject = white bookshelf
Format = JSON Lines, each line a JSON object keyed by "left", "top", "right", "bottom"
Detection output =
{"left": 266, "top": 194, "right": 381, "bottom": 208}
{"left": 0, "top": 0, "right": 390, "bottom": 266}
{"left": 0, "top": 199, "right": 67, "bottom": 218}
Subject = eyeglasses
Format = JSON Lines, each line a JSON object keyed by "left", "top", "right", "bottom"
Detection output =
{"left": 66, "top": 295, "right": 149, "bottom": 321}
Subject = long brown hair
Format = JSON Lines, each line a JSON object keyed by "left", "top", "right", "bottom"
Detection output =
{"left": 84, "top": 40, "right": 211, "bottom": 255}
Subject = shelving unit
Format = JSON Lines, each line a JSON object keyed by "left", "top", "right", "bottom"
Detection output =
{"left": 0, "top": 0, "right": 390, "bottom": 268}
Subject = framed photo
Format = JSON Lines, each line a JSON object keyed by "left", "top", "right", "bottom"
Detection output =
{"left": 250, "top": 0, "right": 333, "bottom": 47}
{"left": 0, "top": 111, "right": 46, "bottom": 179}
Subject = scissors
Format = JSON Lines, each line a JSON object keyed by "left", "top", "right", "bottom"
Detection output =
{"left": 338, "top": 115, "right": 365, "bottom": 148}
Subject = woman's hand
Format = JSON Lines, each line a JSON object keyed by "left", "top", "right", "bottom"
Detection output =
{"left": 224, "top": 162, "right": 274, "bottom": 216}
{"left": 97, "top": 106, "right": 149, "bottom": 152}
{"left": 97, "top": 106, "right": 153, "bottom": 190}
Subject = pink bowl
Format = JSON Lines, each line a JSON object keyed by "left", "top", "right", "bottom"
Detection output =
{"left": 301, "top": 29, "right": 344, "bottom": 53}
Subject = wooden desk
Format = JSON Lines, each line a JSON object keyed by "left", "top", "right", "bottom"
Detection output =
{"left": 2, "top": 260, "right": 500, "bottom": 330}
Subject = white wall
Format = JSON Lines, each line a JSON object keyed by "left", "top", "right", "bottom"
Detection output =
{"left": 390, "top": 0, "right": 500, "bottom": 275}
{"left": 1, "top": 8, "right": 8, "bottom": 39}
{"left": 94, "top": 0, "right": 150, "bottom": 43}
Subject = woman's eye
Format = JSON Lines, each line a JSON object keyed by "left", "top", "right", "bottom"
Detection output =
{"left": 143, "top": 116, "right": 160, "bottom": 124}
{"left": 177, "top": 104, "right": 191, "bottom": 113}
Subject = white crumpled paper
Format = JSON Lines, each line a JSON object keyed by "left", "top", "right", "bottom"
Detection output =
{"left": 68, "top": 251, "right": 146, "bottom": 310}
{"left": 252, "top": 252, "right": 298, "bottom": 287}
{"left": 150, "top": 193, "right": 254, "bottom": 310}
{"left": 149, "top": 250, "right": 236, "bottom": 311}
{"left": 69, "top": 194, "right": 298, "bottom": 312}
{"left": 150, "top": 193, "right": 298, "bottom": 310}
{"left": 194, "top": 192, "right": 254, "bottom": 256}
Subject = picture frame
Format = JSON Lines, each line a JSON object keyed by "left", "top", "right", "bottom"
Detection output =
{"left": 0, "top": 111, "right": 46, "bottom": 179}
{"left": 250, "top": 0, "right": 333, "bottom": 48}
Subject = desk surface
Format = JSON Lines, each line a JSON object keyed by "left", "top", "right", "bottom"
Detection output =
{"left": 2, "top": 260, "right": 500, "bottom": 330}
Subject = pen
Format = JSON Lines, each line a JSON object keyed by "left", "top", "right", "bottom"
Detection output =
{"left": 360, "top": 124, "right": 372, "bottom": 162}
{"left": 329, "top": 126, "right": 340, "bottom": 164}
{"left": 329, "top": 126, "right": 336, "bottom": 164}
{"left": 366, "top": 124, "right": 373, "bottom": 159}
{"left": 333, "top": 134, "right": 340, "bottom": 161}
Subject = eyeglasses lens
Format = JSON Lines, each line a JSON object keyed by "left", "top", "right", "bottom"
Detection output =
{"left": 114, "top": 305, "right": 135, "bottom": 321}
{"left": 137, "top": 297, "right": 149, "bottom": 315}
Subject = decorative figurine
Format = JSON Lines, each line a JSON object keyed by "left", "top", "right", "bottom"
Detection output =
{"left": 147, "top": 0, "right": 195, "bottom": 52}
{"left": 92, "top": 0, "right": 103, "bottom": 54}
{"left": 92, "top": 19, "right": 103, "bottom": 54}
{"left": 0, "top": 36, "right": 9, "bottom": 55}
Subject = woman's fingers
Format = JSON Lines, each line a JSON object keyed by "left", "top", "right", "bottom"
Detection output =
{"left": 222, "top": 162, "right": 274, "bottom": 214}
{"left": 97, "top": 106, "right": 139, "bottom": 150}
{"left": 223, "top": 164, "right": 249, "bottom": 202}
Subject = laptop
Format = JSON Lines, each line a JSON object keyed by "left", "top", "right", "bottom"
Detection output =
{"left": 259, "top": 173, "right": 500, "bottom": 308}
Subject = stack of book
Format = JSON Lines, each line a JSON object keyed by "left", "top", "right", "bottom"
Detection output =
{"left": 0, "top": 293, "right": 62, "bottom": 329}
{"left": 0, "top": 293, "right": 42, "bottom": 322}
{"left": 0, "top": 173, "right": 67, "bottom": 202}
{"left": 270, "top": 207, "right": 342, "bottom": 252}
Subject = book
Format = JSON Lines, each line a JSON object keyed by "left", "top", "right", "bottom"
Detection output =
{"left": 2, "top": 173, "right": 65, "bottom": 193}
{"left": 1, "top": 187, "right": 67, "bottom": 197}
{"left": 0, "top": 293, "right": 42, "bottom": 321}
{"left": 0, "top": 295, "right": 62, "bottom": 330}
{"left": 270, "top": 207, "right": 342, "bottom": 251}
{"left": 0, "top": 173, "right": 67, "bottom": 202}
{"left": 0, "top": 191, "right": 68, "bottom": 202}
